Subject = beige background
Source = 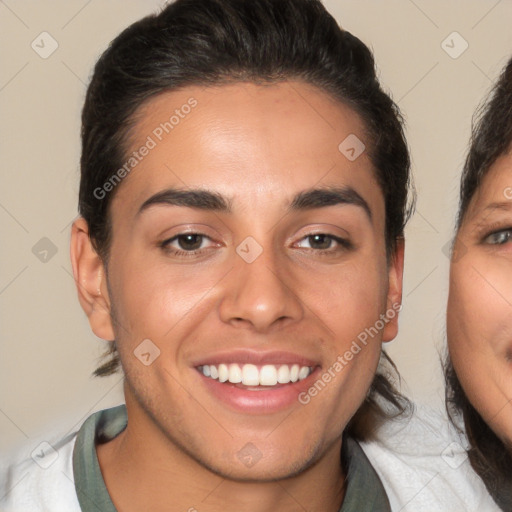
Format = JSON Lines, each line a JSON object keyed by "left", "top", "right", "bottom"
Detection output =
{"left": 1, "top": 0, "right": 512, "bottom": 455}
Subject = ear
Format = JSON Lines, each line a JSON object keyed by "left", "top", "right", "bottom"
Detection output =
{"left": 382, "top": 237, "right": 404, "bottom": 343}
{"left": 70, "top": 218, "right": 115, "bottom": 341}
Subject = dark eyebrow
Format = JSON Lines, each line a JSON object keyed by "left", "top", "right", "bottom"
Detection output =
{"left": 483, "top": 201, "right": 512, "bottom": 213}
{"left": 137, "top": 185, "right": 372, "bottom": 220}
{"left": 289, "top": 186, "right": 372, "bottom": 220}
{"left": 138, "top": 189, "right": 232, "bottom": 215}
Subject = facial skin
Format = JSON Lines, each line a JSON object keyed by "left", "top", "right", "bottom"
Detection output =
{"left": 71, "top": 81, "right": 403, "bottom": 512}
{"left": 448, "top": 153, "right": 512, "bottom": 451}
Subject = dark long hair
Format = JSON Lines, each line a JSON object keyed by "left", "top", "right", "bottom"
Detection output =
{"left": 79, "top": 0, "right": 413, "bottom": 433}
{"left": 445, "top": 58, "right": 512, "bottom": 510}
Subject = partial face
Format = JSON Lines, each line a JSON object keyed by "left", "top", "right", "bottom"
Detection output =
{"left": 448, "top": 153, "right": 512, "bottom": 449}
{"left": 85, "top": 82, "right": 402, "bottom": 479}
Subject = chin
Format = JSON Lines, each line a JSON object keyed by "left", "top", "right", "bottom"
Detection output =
{"left": 198, "top": 452, "right": 319, "bottom": 483}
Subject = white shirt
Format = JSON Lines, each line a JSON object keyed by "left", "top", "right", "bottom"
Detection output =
{"left": 361, "top": 405, "right": 501, "bottom": 511}
{"left": 0, "top": 432, "right": 81, "bottom": 511}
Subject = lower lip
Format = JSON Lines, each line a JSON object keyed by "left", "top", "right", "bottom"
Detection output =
{"left": 197, "top": 368, "right": 320, "bottom": 414}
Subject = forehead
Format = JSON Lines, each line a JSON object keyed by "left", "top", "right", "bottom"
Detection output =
{"left": 112, "top": 81, "right": 382, "bottom": 215}
{"left": 464, "top": 153, "right": 512, "bottom": 220}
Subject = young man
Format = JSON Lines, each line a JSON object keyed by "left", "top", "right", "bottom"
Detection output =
{"left": 1, "top": 1, "right": 412, "bottom": 510}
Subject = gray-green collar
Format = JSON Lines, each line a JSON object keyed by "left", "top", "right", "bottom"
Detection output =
{"left": 340, "top": 436, "right": 391, "bottom": 511}
{"left": 73, "top": 405, "right": 126, "bottom": 512}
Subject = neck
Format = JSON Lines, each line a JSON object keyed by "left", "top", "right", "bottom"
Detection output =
{"left": 97, "top": 401, "right": 345, "bottom": 512}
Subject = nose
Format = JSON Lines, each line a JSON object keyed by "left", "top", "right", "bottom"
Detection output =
{"left": 218, "top": 245, "right": 304, "bottom": 333}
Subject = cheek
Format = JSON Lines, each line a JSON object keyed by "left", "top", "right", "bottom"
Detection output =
{"left": 448, "top": 258, "right": 512, "bottom": 439}
{"left": 298, "top": 255, "right": 387, "bottom": 324}
{"left": 449, "top": 258, "right": 512, "bottom": 356}
{"left": 307, "top": 259, "right": 388, "bottom": 381}
{"left": 110, "top": 254, "right": 227, "bottom": 340}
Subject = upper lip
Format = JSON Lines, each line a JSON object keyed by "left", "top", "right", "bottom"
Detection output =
{"left": 191, "top": 349, "right": 319, "bottom": 368}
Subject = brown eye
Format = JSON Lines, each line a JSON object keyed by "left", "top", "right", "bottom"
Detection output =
{"left": 175, "top": 234, "right": 204, "bottom": 250}
{"left": 296, "top": 234, "right": 352, "bottom": 251}
{"left": 307, "top": 234, "right": 333, "bottom": 250}
{"left": 161, "top": 233, "right": 213, "bottom": 254}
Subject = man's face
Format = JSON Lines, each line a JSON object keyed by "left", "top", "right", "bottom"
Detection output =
{"left": 87, "top": 82, "right": 402, "bottom": 479}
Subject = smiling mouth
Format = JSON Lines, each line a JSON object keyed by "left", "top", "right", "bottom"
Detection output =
{"left": 198, "top": 363, "right": 314, "bottom": 387}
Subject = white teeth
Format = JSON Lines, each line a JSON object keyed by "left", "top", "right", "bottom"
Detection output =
{"left": 259, "top": 365, "right": 278, "bottom": 386}
{"left": 242, "top": 364, "right": 260, "bottom": 386}
{"left": 200, "top": 363, "right": 313, "bottom": 387}
{"left": 228, "top": 363, "right": 242, "bottom": 383}
{"left": 277, "top": 365, "right": 290, "bottom": 383}
{"left": 290, "top": 364, "right": 299, "bottom": 382}
{"left": 298, "top": 366, "right": 310, "bottom": 380}
{"left": 218, "top": 363, "right": 229, "bottom": 383}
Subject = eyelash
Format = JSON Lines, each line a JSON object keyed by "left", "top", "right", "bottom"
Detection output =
{"left": 482, "top": 226, "right": 512, "bottom": 246}
{"left": 160, "top": 233, "right": 352, "bottom": 258}
{"left": 160, "top": 233, "right": 216, "bottom": 258}
{"left": 295, "top": 234, "right": 353, "bottom": 255}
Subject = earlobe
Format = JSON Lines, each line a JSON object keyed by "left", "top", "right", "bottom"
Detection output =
{"left": 382, "top": 237, "right": 405, "bottom": 343}
{"left": 70, "top": 218, "right": 115, "bottom": 341}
